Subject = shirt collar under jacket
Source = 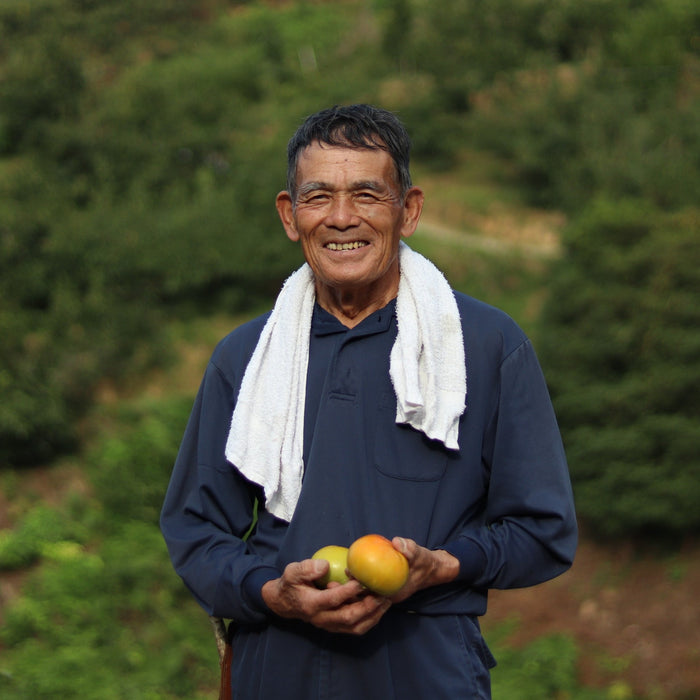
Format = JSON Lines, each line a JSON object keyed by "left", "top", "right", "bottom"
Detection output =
{"left": 310, "top": 298, "right": 397, "bottom": 338}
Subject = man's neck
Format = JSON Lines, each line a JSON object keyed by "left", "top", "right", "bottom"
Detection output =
{"left": 316, "top": 285, "right": 397, "bottom": 329}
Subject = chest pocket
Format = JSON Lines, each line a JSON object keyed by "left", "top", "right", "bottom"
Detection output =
{"left": 374, "top": 391, "right": 450, "bottom": 481}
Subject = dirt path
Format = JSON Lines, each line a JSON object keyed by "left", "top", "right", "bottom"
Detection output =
{"left": 417, "top": 213, "right": 563, "bottom": 258}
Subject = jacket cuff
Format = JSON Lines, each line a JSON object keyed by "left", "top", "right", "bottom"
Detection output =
{"left": 440, "top": 537, "right": 487, "bottom": 584}
{"left": 241, "top": 565, "right": 281, "bottom": 615}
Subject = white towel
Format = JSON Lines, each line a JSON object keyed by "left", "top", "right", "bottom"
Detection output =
{"left": 390, "top": 242, "right": 466, "bottom": 450}
{"left": 225, "top": 242, "right": 466, "bottom": 522}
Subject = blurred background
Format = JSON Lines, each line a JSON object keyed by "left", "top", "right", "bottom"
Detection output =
{"left": 0, "top": 1, "right": 698, "bottom": 697}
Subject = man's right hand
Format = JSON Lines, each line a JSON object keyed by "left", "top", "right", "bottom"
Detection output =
{"left": 261, "top": 558, "right": 392, "bottom": 635}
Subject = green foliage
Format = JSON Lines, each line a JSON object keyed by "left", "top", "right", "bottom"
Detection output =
{"left": 0, "top": 521, "right": 216, "bottom": 699}
{"left": 0, "top": 37, "right": 84, "bottom": 154}
{"left": 463, "top": 0, "right": 700, "bottom": 211}
{"left": 539, "top": 200, "right": 700, "bottom": 537}
{"left": 0, "top": 397, "right": 218, "bottom": 698}
{"left": 486, "top": 622, "right": 641, "bottom": 699}
{"left": 87, "top": 397, "right": 193, "bottom": 527}
{"left": 490, "top": 634, "right": 602, "bottom": 699}
{"left": 0, "top": 183, "right": 166, "bottom": 464}
{"left": 0, "top": 504, "right": 89, "bottom": 570}
{"left": 415, "top": 0, "right": 553, "bottom": 113}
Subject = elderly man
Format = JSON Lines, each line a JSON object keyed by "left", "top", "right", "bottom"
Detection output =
{"left": 161, "top": 104, "right": 577, "bottom": 699}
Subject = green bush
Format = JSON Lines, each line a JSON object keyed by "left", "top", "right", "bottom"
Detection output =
{"left": 464, "top": 0, "right": 700, "bottom": 212}
{"left": 0, "top": 505, "right": 87, "bottom": 570}
{"left": 414, "top": 0, "right": 555, "bottom": 113}
{"left": 491, "top": 634, "right": 582, "bottom": 699}
{"left": 0, "top": 521, "right": 216, "bottom": 699}
{"left": 0, "top": 37, "right": 84, "bottom": 154}
{"left": 87, "top": 397, "right": 193, "bottom": 527}
{"left": 0, "top": 396, "right": 226, "bottom": 696}
{"left": 539, "top": 200, "right": 700, "bottom": 537}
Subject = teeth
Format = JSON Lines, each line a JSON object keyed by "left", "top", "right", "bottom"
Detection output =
{"left": 326, "top": 241, "right": 367, "bottom": 251}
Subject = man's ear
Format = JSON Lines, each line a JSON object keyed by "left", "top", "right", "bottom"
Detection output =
{"left": 400, "top": 187, "right": 425, "bottom": 240}
{"left": 276, "top": 191, "right": 299, "bottom": 242}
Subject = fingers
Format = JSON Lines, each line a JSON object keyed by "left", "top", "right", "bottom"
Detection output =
{"left": 312, "top": 590, "right": 392, "bottom": 635}
{"left": 290, "top": 559, "right": 392, "bottom": 634}
{"left": 262, "top": 558, "right": 395, "bottom": 636}
{"left": 265, "top": 560, "right": 371, "bottom": 612}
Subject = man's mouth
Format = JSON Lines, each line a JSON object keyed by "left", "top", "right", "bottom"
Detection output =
{"left": 325, "top": 241, "right": 368, "bottom": 251}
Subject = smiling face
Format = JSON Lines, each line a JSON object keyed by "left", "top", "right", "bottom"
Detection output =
{"left": 276, "top": 141, "right": 424, "bottom": 326}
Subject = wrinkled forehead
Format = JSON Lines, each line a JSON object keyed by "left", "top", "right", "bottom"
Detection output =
{"left": 295, "top": 141, "right": 398, "bottom": 185}
{"left": 300, "top": 136, "right": 397, "bottom": 172}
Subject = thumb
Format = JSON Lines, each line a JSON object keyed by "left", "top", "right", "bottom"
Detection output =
{"left": 392, "top": 536, "right": 410, "bottom": 556}
{"left": 281, "top": 558, "right": 327, "bottom": 585}
{"left": 300, "top": 557, "right": 328, "bottom": 582}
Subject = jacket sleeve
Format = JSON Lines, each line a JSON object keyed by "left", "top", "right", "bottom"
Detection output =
{"left": 442, "top": 338, "right": 578, "bottom": 590}
{"left": 160, "top": 360, "right": 281, "bottom": 622}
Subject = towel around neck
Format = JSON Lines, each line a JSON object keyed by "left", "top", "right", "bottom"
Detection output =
{"left": 225, "top": 242, "right": 466, "bottom": 522}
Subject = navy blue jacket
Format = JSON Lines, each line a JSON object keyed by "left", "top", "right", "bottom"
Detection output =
{"left": 161, "top": 292, "right": 577, "bottom": 698}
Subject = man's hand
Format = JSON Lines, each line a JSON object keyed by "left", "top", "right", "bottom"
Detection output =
{"left": 261, "top": 558, "right": 391, "bottom": 635}
{"left": 261, "top": 540, "right": 458, "bottom": 633}
{"left": 388, "top": 537, "right": 460, "bottom": 603}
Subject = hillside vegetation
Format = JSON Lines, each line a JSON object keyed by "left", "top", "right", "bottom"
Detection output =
{"left": 1, "top": 1, "right": 699, "bottom": 697}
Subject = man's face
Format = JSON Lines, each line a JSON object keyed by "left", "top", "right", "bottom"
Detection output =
{"left": 276, "top": 141, "right": 423, "bottom": 313}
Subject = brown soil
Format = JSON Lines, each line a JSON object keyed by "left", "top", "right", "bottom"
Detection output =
{"left": 483, "top": 536, "right": 700, "bottom": 699}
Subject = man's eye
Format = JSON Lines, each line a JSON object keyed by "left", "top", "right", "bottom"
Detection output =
{"left": 356, "top": 192, "right": 378, "bottom": 202}
{"left": 301, "top": 194, "right": 328, "bottom": 204}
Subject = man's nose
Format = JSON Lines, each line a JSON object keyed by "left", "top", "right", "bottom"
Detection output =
{"left": 324, "top": 195, "right": 358, "bottom": 229}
